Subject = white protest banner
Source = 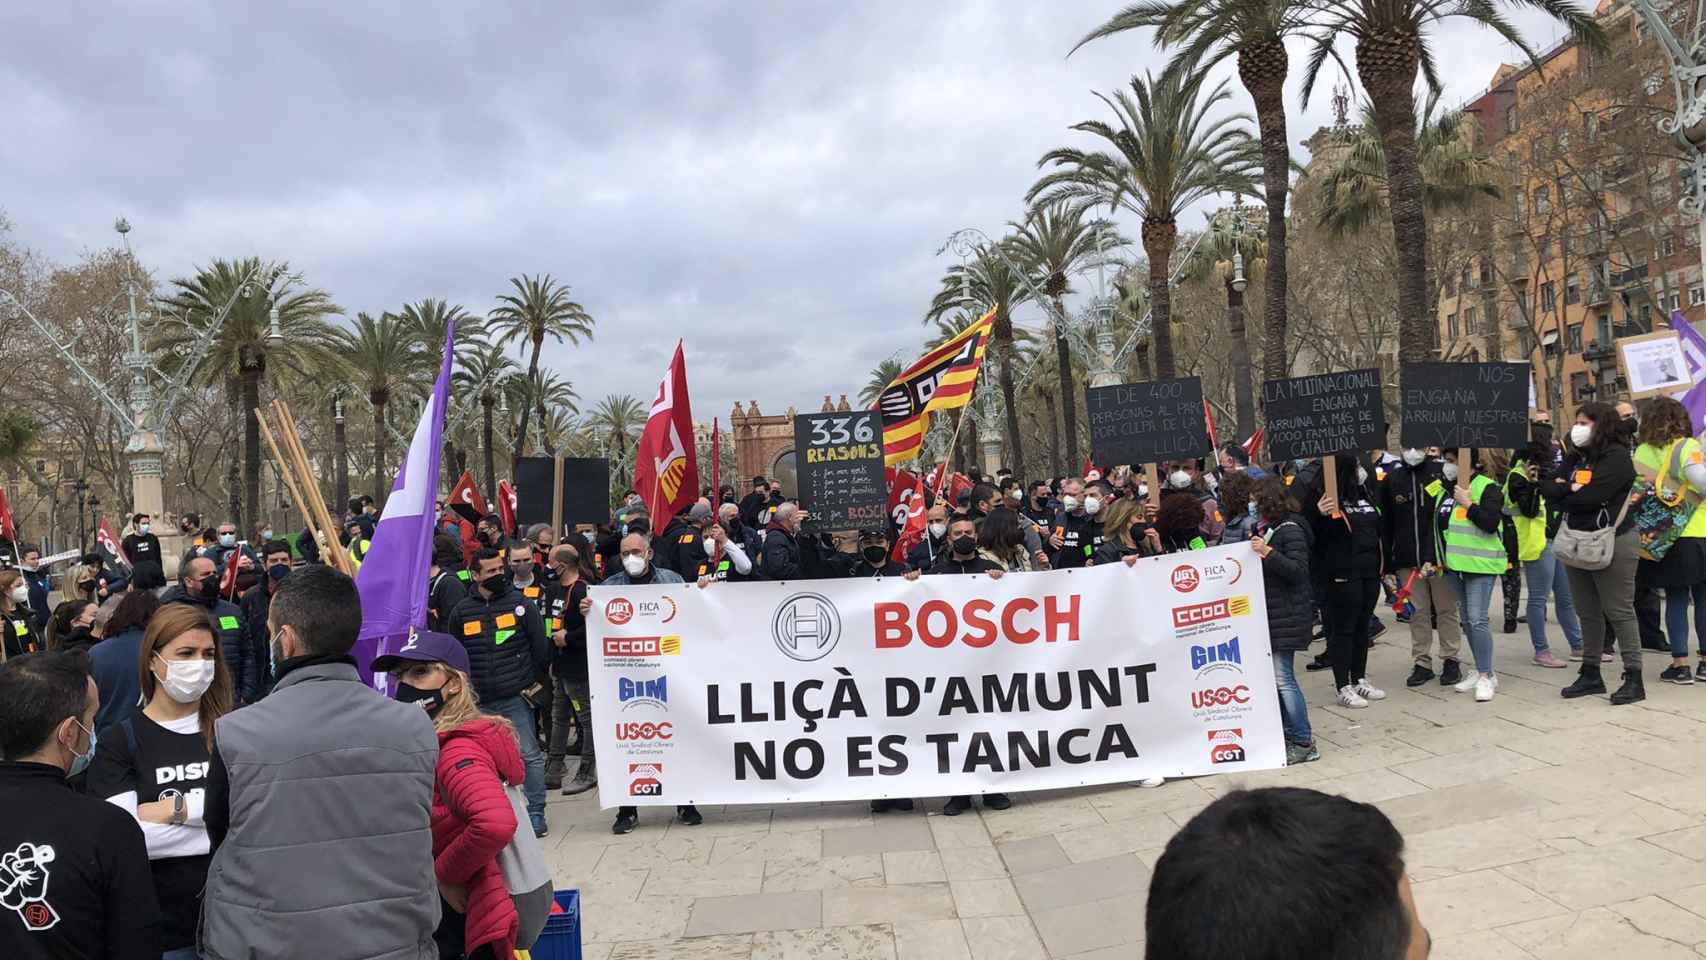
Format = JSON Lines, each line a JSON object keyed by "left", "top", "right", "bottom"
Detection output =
{"left": 586, "top": 543, "right": 1284, "bottom": 807}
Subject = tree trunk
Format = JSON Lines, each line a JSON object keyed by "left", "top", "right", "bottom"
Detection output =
{"left": 1226, "top": 279, "right": 1256, "bottom": 440}
{"left": 995, "top": 326, "right": 1025, "bottom": 479}
{"left": 1241, "top": 47, "right": 1292, "bottom": 382}
{"left": 372, "top": 396, "right": 389, "bottom": 503}
{"left": 1144, "top": 219, "right": 1179, "bottom": 377}
{"left": 961, "top": 412, "right": 980, "bottom": 477}
{"left": 538, "top": 399, "right": 555, "bottom": 456}
{"left": 332, "top": 397, "right": 349, "bottom": 515}
{"left": 481, "top": 396, "right": 497, "bottom": 505}
{"left": 225, "top": 378, "right": 242, "bottom": 532}
{"left": 1132, "top": 342, "right": 1153, "bottom": 381}
{"left": 1360, "top": 33, "right": 1431, "bottom": 360}
{"left": 1043, "top": 391, "right": 1062, "bottom": 478}
{"left": 241, "top": 362, "right": 262, "bottom": 533}
{"left": 512, "top": 335, "right": 542, "bottom": 472}
{"left": 1051, "top": 296, "right": 1080, "bottom": 469}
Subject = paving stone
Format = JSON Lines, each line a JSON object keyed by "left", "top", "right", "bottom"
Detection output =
{"left": 893, "top": 919, "right": 972, "bottom": 960}
{"left": 1029, "top": 894, "right": 1145, "bottom": 957}
{"left": 639, "top": 858, "right": 763, "bottom": 899}
{"left": 928, "top": 811, "right": 996, "bottom": 850}
{"left": 822, "top": 883, "right": 956, "bottom": 926}
{"left": 763, "top": 854, "right": 886, "bottom": 893}
{"left": 1011, "top": 853, "right": 1147, "bottom": 913}
{"left": 1613, "top": 895, "right": 1706, "bottom": 946}
{"left": 709, "top": 829, "right": 823, "bottom": 864}
{"left": 822, "top": 818, "right": 936, "bottom": 857}
{"left": 883, "top": 850, "right": 946, "bottom": 884}
{"left": 1387, "top": 745, "right": 1549, "bottom": 789}
{"left": 960, "top": 915, "right": 1047, "bottom": 960}
{"left": 1402, "top": 818, "right": 1558, "bottom": 882}
{"left": 1052, "top": 814, "right": 1178, "bottom": 863}
{"left": 950, "top": 878, "right": 1025, "bottom": 918}
{"left": 582, "top": 895, "right": 696, "bottom": 943}
{"left": 683, "top": 891, "right": 822, "bottom": 937}
{"left": 1500, "top": 906, "right": 1701, "bottom": 959}
{"left": 995, "top": 835, "right": 1070, "bottom": 875}
{"left": 752, "top": 924, "right": 896, "bottom": 960}
{"left": 1498, "top": 843, "right": 1706, "bottom": 911}
{"left": 940, "top": 846, "right": 1009, "bottom": 881}
{"left": 607, "top": 934, "right": 754, "bottom": 959}
{"left": 1410, "top": 868, "right": 1570, "bottom": 937}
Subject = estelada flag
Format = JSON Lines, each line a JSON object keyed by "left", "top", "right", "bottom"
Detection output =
{"left": 0, "top": 486, "right": 14, "bottom": 542}
{"left": 879, "top": 310, "right": 995, "bottom": 465}
{"left": 445, "top": 471, "right": 488, "bottom": 524}
{"left": 634, "top": 341, "right": 700, "bottom": 531}
{"left": 94, "top": 518, "right": 131, "bottom": 575}
{"left": 497, "top": 480, "right": 517, "bottom": 535}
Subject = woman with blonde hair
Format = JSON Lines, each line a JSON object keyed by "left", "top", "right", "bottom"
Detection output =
{"left": 87, "top": 602, "right": 231, "bottom": 960}
{"left": 372, "top": 632, "right": 552, "bottom": 960}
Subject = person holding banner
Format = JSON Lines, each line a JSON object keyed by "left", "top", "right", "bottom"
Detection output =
{"left": 1250, "top": 477, "right": 1319, "bottom": 764}
{"left": 1049, "top": 477, "right": 1101, "bottom": 569}
{"left": 1304, "top": 458, "right": 1387, "bottom": 709}
{"left": 1552, "top": 401, "right": 1646, "bottom": 704}
{"left": 1440, "top": 452, "right": 1510, "bottom": 703}
{"left": 545, "top": 543, "right": 597, "bottom": 795}
{"left": 1631, "top": 397, "right": 1706, "bottom": 686}
{"left": 906, "top": 502, "right": 951, "bottom": 571}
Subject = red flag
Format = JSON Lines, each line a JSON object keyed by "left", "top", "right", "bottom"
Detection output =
{"left": 1081, "top": 456, "right": 1100, "bottom": 479}
{"left": 947, "top": 473, "right": 975, "bottom": 505}
{"left": 885, "top": 466, "right": 919, "bottom": 527}
{"left": 1203, "top": 398, "right": 1220, "bottom": 455}
{"left": 891, "top": 473, "right": 928, "bottom": 563}
{"left": 711, "top": 417, "right": 722, "bottom": 513}
{"left": 1243, "top": 427, "right": 1265, "bottom": 461}
{"left": 634, "top": 341, "right": 700, "bottom": 531}
{"left": 446, "top": 471, "right": 489, "bottom": 524}
{"left": 0, "top": 487, "right": 14, "bottom": 543}
{"left": 218, "top": 540, "right": 243, "bottom": 600}
{"left": 497, "top": 480, "right": 517, "bottom": 535}
{"left": 94, "top": 518, "right": 131, "bottom": 574}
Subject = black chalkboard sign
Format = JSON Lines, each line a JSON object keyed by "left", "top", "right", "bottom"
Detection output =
{"left": 1400, "top": 362, "right": 1529, "bottom": 450}
{"left": 515, "top": 456, "right": 610, "bottom": 528}
{"left": 794, "top": 411, "right": 888, "bottom": 529}
{"left": 1262, "top": 369, "right": 1385, "bottom": 461}
{"left": 1085, "top": 378, "right": 1211, "bottom": 466}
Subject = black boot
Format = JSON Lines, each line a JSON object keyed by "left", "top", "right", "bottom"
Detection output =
{"left": 1561, "top": 663, "right": 1606, "bottom": 699}
{"left": 1610, "top": 669, "right": 1646, "bottom": 705}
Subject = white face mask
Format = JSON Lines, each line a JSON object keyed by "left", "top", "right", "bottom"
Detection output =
{"left": 622, "top": 554, "right": 648, "bottom": 577}
{"left": 1006, "top": 489, "right": 1021, "bottom": 502}
{"left": 1356, "top": 466, "right": 1369, "bottom": 485}
{"left": 1083, "top": 496, "right": 1102, "bottom": 516}
{"left": 1168, "top": 470, "right": 1192, "bottom": 489}
{"left": 138, "top": 523, "right": 150, "bottom": 535}
{"left": 1062, "top": 495, "right": 1080, "bottom": 511}
{"left": 703, "top": 537, "right": 717, "bottom": 557}
{"left": 8, "top": 585, "right": 26, "bottom": 604}
{"left": 1570, "top": 423, "right": 1594, "bottom": 448}
{"left": 928, "top": 521, "right": 948, "bottom": 539}
{"left": 1137, "top": 483, "right": 1149, "bottom": 500}
{"left": 219, "top": 534, "right": 236, "bottom": 547}
{"left": 260, "top": 529, "right": 273, "bottom": 541}
{"left": 1401, "top": 448, "right": 1425, "bottom": 467}
{"left": 1443, "top": 463, "right": 1459, "bottom": 482}
{"left": 154, "top": 656, "right": 216, "bottom": 704}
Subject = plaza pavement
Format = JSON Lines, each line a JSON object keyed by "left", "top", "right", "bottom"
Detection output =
{"left": 542, "top": 606, "right": 1706, "bottom": 959}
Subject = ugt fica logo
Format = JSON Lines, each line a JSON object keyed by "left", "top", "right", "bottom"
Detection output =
{"left": 773, "top": 592, "right": 840, "bottom": 661}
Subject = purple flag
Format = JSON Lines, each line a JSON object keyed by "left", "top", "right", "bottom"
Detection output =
{"left": 1671, "top": 310, "right": 1706, "bottom": 434}
{"left": 354, "top": 320, "right": 457, "bottom": 688}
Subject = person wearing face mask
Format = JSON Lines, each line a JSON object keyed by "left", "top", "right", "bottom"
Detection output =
{"left": 849, "top": 528, "right": 909, "bottom": 578}
{"left": 1549, "top": 401, "right": 1646, "bottom": 704}
{"left": 122, "top": 512, "right": 163, "bottom": 584}
{"left": 19, "top": 547, "right": 52, "bottom": 631}
{"left": 0, "top": 568, "right": 43, "bottom": 657}
{"left": 206, "top": 521, "right": 259, "bottom": 573}
{"left": 1022, "top": 481, "right": 1055, "bottom": 527}
{"left": 544, "top": 543, "right": 598, "bottom": 794}
{"left": 694, "top": 522, "right": 755, "bottom": 583}
{"left": 371, "top": 633, "right": 554, "bottom": 960}
{"left": 1165, "top": 460, "right": 1226, "bottom": 543}
{"left": 443, "top": 546, "right": 551, "bottom": 837}
{"left": 907, "top": 503, "right": 953, "bottom": 571}
{"left": 658, "top": 501, "right": 716, "bottom": 580}
{"left": 1217, "top": 471, "right": 1258, "bottom": 544}
{"left": 508, "top": 538, "right": 548, "bottom": 606}
{"left": 1248, "top": 477, "right": 1320, "bottom": 765}
{"left": 1436, "top": 450, "right": 1509, "bottom": 703}
{"left": 87, "top": 604, "right": 230, "bottom": 959}
{"left": 1049, "top": 478, "right": 1101, "bottom": 569}
{"left": 162, "top": 556, "right": 258, "bottom": 706}
{"left": 1507, "top": 423, "right": 1580, "bottom": 667}
{"left": 1610, "top": 400, "right": 1671, "bottom": 655}
{"left": 758, "top": 502, "right": 808, "bottom": 581}
{"left": 45, "top": 599, "right": 97, "bottom": 652}
{"left": 201, "top": 566, "right": 439, "bottom": 960}
{"left": 1304, "top": 456, "right": 1388, "bottom": 709}
{"left": 1630, "top": 397, "right": 1706, "bottom": 686}
{"left": 427, "top": 532, "right": 471, "bottom": 634}
{"left": 1382, "top": 446, "right": 1465, "bottom": 687}
{"left": 239, "top": 540, "right": 295, "bottom": 700}
{"left": 0, "top": 650, "right": 162, "bottom": 960}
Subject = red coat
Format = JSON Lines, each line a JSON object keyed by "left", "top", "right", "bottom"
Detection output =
{"left": 432, "top": 718, "right": 526, "bottom": 960}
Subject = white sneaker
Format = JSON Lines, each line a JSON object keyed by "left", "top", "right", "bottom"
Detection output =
{"left": 1353, "top": 680, "right": 1386, "bottom": 701}
{"left": 1474, "top": 674, "right": 1496, "bottom": 702}
{"left": 1137, "top": 777, "right": 1166, "bottom": 788}
{"left": 1337, "top": 685, "right": 1369, "bottom": 708}
{"left": 1453, "top": 673, "right": 1478, "bottom": 693}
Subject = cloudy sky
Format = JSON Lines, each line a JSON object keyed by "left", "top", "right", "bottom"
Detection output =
{"left": 2, "top": 1, "right": 1580, "bottom": 424}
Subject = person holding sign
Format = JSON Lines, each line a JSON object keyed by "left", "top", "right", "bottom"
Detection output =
{"left": 1550, "top": 402, "right": 1646, "bottom": 705}
{"left": 1384, "top": 446, "right": 1465, "bottom": 687}
{"left": 1438, "top": 452, "right": 1509, "bottom": 703}
{"left": 1303, "top": 458, "right": 1388, "bottom": 709}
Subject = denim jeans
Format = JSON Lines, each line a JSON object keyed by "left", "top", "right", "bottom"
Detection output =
{"left": 1523, "top": 544, "right": 1583, "bottom": 653}
{"left": 1664, "top": 581, "right": 1706, "bottom": 658}
{"left": 1272, "top": 650, "right": 1313, "bottom": 746}
{"left": 1448, "top": 571, "right": 1497, "bottom": 675}
{"left": 484, "top": 694, "right": 546, "bottom": 825}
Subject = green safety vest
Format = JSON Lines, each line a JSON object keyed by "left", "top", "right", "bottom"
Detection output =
{"left": 1443, "top": 474, "right": 1507, "bottom": 574}
{"left": 1505, "top": 460, "right": 1547, "bottom": 563}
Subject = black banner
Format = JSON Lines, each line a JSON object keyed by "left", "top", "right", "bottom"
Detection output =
{"left": 515, "top": 456, "right": 611, "bottom": 529}
{"left": 1261, "top": 369, "right": 1384, "bottom": 461}
{"left": 1400, "top": 362, "right": 1530, "bottom": 450}
{"left": 795, "top": 411, "right": 888, "bottom": 529}
{"left": 1085, "top": 378, "right": 1210, "bottom": 466}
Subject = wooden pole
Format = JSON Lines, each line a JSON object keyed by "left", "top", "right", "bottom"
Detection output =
{"left": 935, "top": 407, "right": 973, "bottom": 500}
{"left": 1457, "top": 447, "right": 1471, "bottom": 491}
{"left": 254, "top": 409, "right": 315, "bottom": 545}
{"left": 1143, "top": 463, "right": 1161, "bottom": 504}
{"left": 270, "top": 399, "right": 352, "bottom": 577}
{"left": 551, "top": 455, "right": 565, "bottom": 536}
{"left": 1323, "top": 455, "right": 1341, "bottom": 518}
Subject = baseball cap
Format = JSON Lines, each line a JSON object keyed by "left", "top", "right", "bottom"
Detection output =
{"left": 369, "top": 629, "right": 470, "bottom": 676}
{"left": 858, "top": 527, "right": 890, "bottom": 542}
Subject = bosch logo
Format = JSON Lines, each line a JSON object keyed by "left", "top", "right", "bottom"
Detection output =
{"left": 606, "top": 598, "right": 634, "bottom": 625}
{"left": 1190, "top": 635, "right": 1243, "bottom": 676}
{"left": 773, "top": 592, "right": 841, "bottom": 661}
{"left": 628, "top": 762, "right": 664, "bottom": 797}
{"left": 1191, "top": 685, "right": 1251, "bottom": 708}
{"left": 1208, "top": 728, "right": 1246, "bottom": 765}
{"left": 1171, "top": 565, "right": 1200, "bottom": 593}
{"left": 615, "top": 722, "right": 673, "bottom": 741}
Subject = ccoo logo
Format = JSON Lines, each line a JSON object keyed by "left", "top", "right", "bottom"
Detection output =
{"left": 773, "top": 592, "right": 841, "bottom": 661}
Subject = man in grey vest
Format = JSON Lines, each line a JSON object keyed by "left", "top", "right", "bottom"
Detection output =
{"left": 201, "top": 565, "right": 440, "bottom": 960}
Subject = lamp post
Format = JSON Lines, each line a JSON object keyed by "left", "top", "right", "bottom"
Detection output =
{"left": 72, "top": 480, "right": 89, "bottom": 550}
{"left": 1631, "top": 0, "right": 1706, "bottom": 301}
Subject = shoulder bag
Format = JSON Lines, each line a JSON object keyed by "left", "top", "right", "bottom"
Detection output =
{"left": 1554, "top": 484, "right": 1634, "bottom": 572}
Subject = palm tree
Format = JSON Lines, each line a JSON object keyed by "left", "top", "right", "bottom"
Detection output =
{"left": 156, "top": 258, "right": 341, "bottom": 532}
{"left": 453, "top": 342, "right": 519, "bottom": 502}
{"left": 927, "top": 239, "right": 1036, "bottom": 475}
{"left": 331, "top": 312, "right": 419, "bottom": 502}
{"left": 1075, "top": 0, "right": 1306, "bottom": 382}
{"left": 396, "top": 297, "right": 477, "bottom": 372}
{"left": 1031, "top": 62, "right": 1259, "bottom": 380}
{"left": 487, "top": 275, "right": 593, "bottom": 469}
{"left": 1300, "top": 0, "right": 1602, "bottom": 359}
{"left": 1112, "top": 268, "right": 1153, "bottom": 381}
{"left": 587, "top": 393, "right": 646, "bottom": 465}
{"left": 520, "top": 370, "right": 580, "bottom": 455}
{"left": 1178, "top": 205, "right": 1266, "bottom": 437}
{"left": 860, "top": 358, "right": 905, "bottom": 407}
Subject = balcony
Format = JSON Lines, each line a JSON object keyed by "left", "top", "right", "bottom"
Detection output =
{"left": 1587, "top": 279, "right": 1611, "bottom": 305}
{"left": 1612, "top": 263, "right": 1651, "bottom": 288}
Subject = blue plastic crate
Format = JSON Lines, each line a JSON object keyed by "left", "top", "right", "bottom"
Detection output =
{"left": 529, "top": 889, "right": 581, "bottom": 960}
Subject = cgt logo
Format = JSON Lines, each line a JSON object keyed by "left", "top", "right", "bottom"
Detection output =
{"left": 628, "top": 762, "right": 664, "bottom": 796}
{"left": 1171, "top": 596, "right": 1251, "bottom": 629}
{"left": 1170, "top": 565, "right": 1200, "bottom": 593}
{"left": 615, "top": 721, "right": 673, "bottom": 742}
{"left": 603, "top": 636, "right": 683, "bottom": 659}
{"left": 1190, "top": 635, "right": 1243, "bottom": 677}
{"left": 1191, "top": 685, "right": 1251, "bottom": 708}
{"left": 1208, "top": 728, "right": 1246, "bottom": 764}
{"left": 606, "top": 596, "right": 677, "bottom": 625}
{"left": 618, "top": 676, "right": 668, "bottom": 710}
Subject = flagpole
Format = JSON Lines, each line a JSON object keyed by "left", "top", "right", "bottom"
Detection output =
{"left": 936, "top": 407, "right": 972, "bottom": 500}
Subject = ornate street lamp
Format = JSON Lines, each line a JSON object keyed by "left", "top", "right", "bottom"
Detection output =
{"left": 1631, "top": 0, "right": 1706, "bottom": 288}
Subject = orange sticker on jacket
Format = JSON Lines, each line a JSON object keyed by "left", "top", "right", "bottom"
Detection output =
{"left": 1452, "top": 507, "right": 1468, "bottom": 522}
{"left": 495, "top": 612, "right": 517, "bottom": 629}
{"left": 523, "top": 586, "right": 541, "bottom": 598}
{"left": 1573, "top": 469, "right": 1593, "bottom": 484}
{"left": 461, "top": 620, "right": 481, "bottom": 637}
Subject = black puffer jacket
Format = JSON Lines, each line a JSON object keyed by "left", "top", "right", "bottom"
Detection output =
{"left": 1381, "top": 460, "right": 1444, "bottom": 569}
{"left": 1259, "top": 517, "right": 1313, "bottom": 652}
{"left": 1300, "top": 461, "right": 1384, "bottom": 581}
{"left": 445, "top": 584, "right": 549, "bottom": 704}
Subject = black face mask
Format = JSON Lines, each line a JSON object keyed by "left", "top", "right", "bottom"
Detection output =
{"left": 951, "top": 536, "right": 977, "bottom": 556}
{"left": 480, "top": 572, "right": 510, "bottom": 596}
{"left": 1131, "top": 521, "right": 1146, "bottom": 543}
{"left": 65, "top": 626, "right": 93, "bottom": 645}
{"left": 862, "top": 545, "right": 888, "bottom": 564}
{"left": 268, "top": 564, "right": 290, "bottom": 586}
{"left": 395, "top": 681, "right": 446, "bottom": 715}
{"left": 198, "top": 577, "right": 221, "bottom": 601}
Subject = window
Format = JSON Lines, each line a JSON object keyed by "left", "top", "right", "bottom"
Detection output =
{"left": 1664, "top": 236, "right": 1678, "bottom": 257}
{"left": 1536, "top": 186, "right": 1551, "bottom": 214}
{"left": 1460, "top": 265, "right": 1471, "bottom": 292}
{"left": 1448, "top": 313, "right": 1460, "bottom": 339}
{"left": 1566, "top": 277, "right": 1581, "bottom": 304}
{"left": 1597, "top": 315, "right": 1613, "bottom": 345}
{"left": 1480, "top": 258, "right": 1494, "bottom": 286}
{"left": 1515, "top": 187, "right": 1527, "bottom": 220}
{"left": 1538, "top": 235, "right": 1552, "bottom": 262}
{"left": 1691, "top": 284, "right": 1704, "bottom": 306}
{"left": 1465, "top": 306, "right": 1478, "bottom": 332}
{"left": 1571, "top": 371, "right": 1591, "bottom": 402}
{"left": 1540, "top": 281, "right": 1557, "bottom": 312}
{"left": 1643, "top": 303, "right": 1655, "bottom": 327}
{"left": 1668, "top": 291, "right": 1682, "bottom": 311}
{"left": 1568, "top": 324, "right": 1583, "bottom": 352}
{"left": 1506, "top": 104, "right": 1519, "bottom": 133}
{"left": 1518, "top": 327, "right": 1536, "bottom": 356}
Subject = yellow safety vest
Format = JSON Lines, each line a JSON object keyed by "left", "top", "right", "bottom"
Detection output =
{"left": 1505, "top": 460, "right": 1547, "bottom": 563}
{"left": 1443, "top": 474, "right": 1507, "bottom": 575}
